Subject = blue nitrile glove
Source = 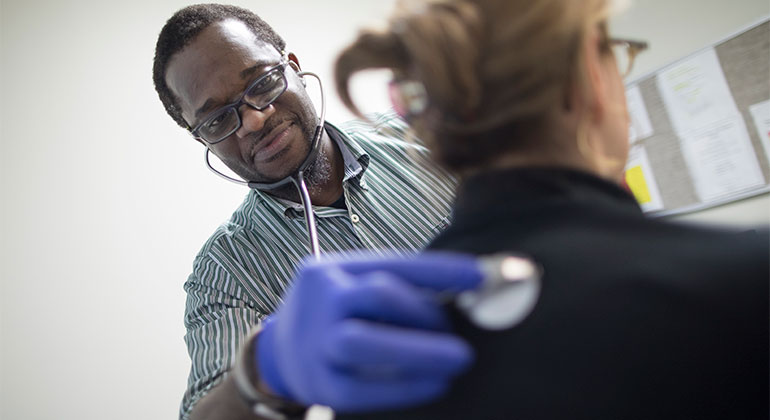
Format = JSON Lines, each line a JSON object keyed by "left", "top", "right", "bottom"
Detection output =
{"left": 256, "top": 253, "right": 483, "bottom": 412}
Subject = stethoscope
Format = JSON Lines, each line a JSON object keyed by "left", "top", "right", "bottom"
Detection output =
{"left": 203, "top": 66, "right": 325, "bottom": 261}
{"left": 202, "top": 67, "right": 542, "bottom": 331}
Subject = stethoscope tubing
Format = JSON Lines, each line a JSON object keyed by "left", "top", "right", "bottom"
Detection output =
{"left": 202, "top": 70, "right": 545, "bottom": 330}
{"left": 204, "top": 70, "right": 326, "bottom": 260}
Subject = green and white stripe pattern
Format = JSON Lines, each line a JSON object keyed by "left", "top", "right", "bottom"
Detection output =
{"left": 180, "top": 111, "right": 457, "bottom": 418}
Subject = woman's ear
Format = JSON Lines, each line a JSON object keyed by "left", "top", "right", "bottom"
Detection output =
{"left": 581, "top": 27, "right": 609, "bottom": 124}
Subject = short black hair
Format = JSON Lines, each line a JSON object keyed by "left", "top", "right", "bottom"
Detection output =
{"left": 153, "top": 3, "right": 287, "bottom": 129}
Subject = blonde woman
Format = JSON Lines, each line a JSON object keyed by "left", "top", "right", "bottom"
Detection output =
{"left": 241, "top": 1, "right": 767, "bottom": 419}
{"left": 324, "top": 0, "right": 770, "bottom": 418}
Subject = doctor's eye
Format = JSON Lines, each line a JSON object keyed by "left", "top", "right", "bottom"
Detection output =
{"left": 251, "top": 71, "right": 281, "bottom": 94}
{"left": 205, "top": 111, "right": 231, "bottom": 128}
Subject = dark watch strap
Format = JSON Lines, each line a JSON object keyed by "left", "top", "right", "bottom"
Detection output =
{"left": 233, "top": 327, "right": 309, "bottom": 420}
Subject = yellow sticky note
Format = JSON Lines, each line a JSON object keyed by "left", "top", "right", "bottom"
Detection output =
{"left": 625, "top": 165, "right": 652, "bottom": 204}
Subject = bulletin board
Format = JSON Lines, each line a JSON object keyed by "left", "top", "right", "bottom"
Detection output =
{"left": 622, "top": 17, "right": 770, "bottom": 216}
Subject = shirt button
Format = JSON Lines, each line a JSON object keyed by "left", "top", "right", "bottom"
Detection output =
{"left": 351, "top": 214, "right": 360, "bottom": 223}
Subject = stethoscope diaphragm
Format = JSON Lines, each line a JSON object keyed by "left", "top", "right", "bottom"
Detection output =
{"left": 456, "top": 254, "right": 542, "bottom": 331}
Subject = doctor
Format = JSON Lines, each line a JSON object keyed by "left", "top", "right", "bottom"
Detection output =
{"left": 152, "top": 4, "right": 459, "bottom": 420}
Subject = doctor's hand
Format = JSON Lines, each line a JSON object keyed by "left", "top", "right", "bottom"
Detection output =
{"left": 255, "top": 253, "right": 483, "bottom": 413}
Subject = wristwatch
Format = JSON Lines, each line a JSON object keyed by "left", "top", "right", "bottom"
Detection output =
{"left": 232, "top": 328, "right": 308, "bottom": 420}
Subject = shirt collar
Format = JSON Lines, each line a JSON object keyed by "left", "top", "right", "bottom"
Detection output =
{"left": 452, "top": 166, "right": 642, "bottom": 226}
{"left": 252, "top": 122, "right": 370, "bottom": 218}
{"left": 327, "top": 121, "right": 369, "bottom": 182}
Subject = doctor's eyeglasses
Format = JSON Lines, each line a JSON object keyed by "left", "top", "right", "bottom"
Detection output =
{"left": 608, "top": 38, "right": 648, "bottom": 78}
{"left": 191, "top": 60, "right": 289, "bottom": 144}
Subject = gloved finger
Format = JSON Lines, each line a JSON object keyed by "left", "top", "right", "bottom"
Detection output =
{"left": 324, "top": 319, "right": 474, "bottom": 377}
{"left": 317, "top": 373, "right": 452, "bottom": 413}
{"left": 337, "top": 270, "right": 450, "bottom": 330}
{"left": 324, "top": 252, "right": 483, "bottom": 292}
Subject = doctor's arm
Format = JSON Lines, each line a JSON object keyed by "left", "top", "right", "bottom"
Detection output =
{"left": 189, "top": 254, "right": 483, "bottom": 420}
{"left": 180, "top": 260, "right": 269, "bottom": 420}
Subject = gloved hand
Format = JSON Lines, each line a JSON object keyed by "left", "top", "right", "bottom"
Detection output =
{"left": 256, "top": 253, "right": 483, "bottom": 412}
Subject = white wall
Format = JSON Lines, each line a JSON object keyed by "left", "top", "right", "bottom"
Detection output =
{"left": 0, "top": 1, "right": 767, "bottom": 419}
{"left": 0, "top": 1, "right": 396, "bottom": 419}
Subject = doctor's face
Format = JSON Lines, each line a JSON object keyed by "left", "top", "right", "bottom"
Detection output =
{"left": 165, "top": 19, "right": 318, "bottom": 183}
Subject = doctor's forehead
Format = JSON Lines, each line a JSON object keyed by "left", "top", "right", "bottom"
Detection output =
{"left": 167, "top": 19, "right": 282, "bottom": 85}
{"left": 165, "top": 20, "right": 283, "bottom": 119}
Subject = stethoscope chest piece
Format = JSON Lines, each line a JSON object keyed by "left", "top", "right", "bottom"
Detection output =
{"left": 457, "top": 254, "right": 542, "bottom": 331}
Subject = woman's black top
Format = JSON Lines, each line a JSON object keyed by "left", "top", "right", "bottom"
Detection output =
{"left": 341, "top": 167, "right": 769, "bottom": 420}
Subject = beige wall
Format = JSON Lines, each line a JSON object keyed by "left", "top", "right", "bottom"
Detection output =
{"left": 1, "top": 1, "right": 767, "bottom": 419}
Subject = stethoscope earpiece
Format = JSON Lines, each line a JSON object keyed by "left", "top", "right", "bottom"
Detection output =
{"left": 288, "top": 61, "right": 306, "bottom": 87}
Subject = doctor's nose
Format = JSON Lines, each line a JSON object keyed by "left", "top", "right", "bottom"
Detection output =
{"left": 235, "top": 103, "right": 276, "bottom": 137}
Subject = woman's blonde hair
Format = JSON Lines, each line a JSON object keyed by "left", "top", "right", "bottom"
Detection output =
{"left": 336, "top": 0, "right": 612, "bottom": 173}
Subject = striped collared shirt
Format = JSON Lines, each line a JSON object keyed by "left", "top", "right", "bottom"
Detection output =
{"left": 180, "top": 111, "right": 457, "bottom": 418}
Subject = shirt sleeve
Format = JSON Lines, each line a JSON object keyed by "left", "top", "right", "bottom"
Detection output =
{"left": 370, "top": 110, "right": 428, "bottom": 147}
{"left": 178, "top": 254, "right": 265, "bottom": 420}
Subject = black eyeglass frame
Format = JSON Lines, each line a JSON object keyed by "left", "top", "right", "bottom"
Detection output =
{"left": 190, "top": 59, "right": 290, "bottom": 144}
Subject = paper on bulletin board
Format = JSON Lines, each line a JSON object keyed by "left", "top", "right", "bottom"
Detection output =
{"left": 656, "top": 48, "right": 740, "bottom": 133}
{"left": 626, "top": 85, "right": 653, "bottom": 144}
{"left": 656, "top": 47, "right": 764, "bottom": 202}
{"left": 678, "top": 118, "right": 764, "bottom": 202}
{"left": 624, "top": 144, "right": 664, "bottom": 212}
{"left": 749, "top": 100, "right": 770, "bottom": 164}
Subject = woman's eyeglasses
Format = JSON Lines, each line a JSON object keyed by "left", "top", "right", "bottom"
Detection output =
{"left": 608, "top": 38, "right": 649, "bottom": 78}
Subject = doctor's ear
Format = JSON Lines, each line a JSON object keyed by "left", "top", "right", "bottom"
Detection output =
{"left": 288, "top": 52, "right": 301, "bottom": 72}
{"left": 287, "top": 52, "right": 306, "bottom": 87}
